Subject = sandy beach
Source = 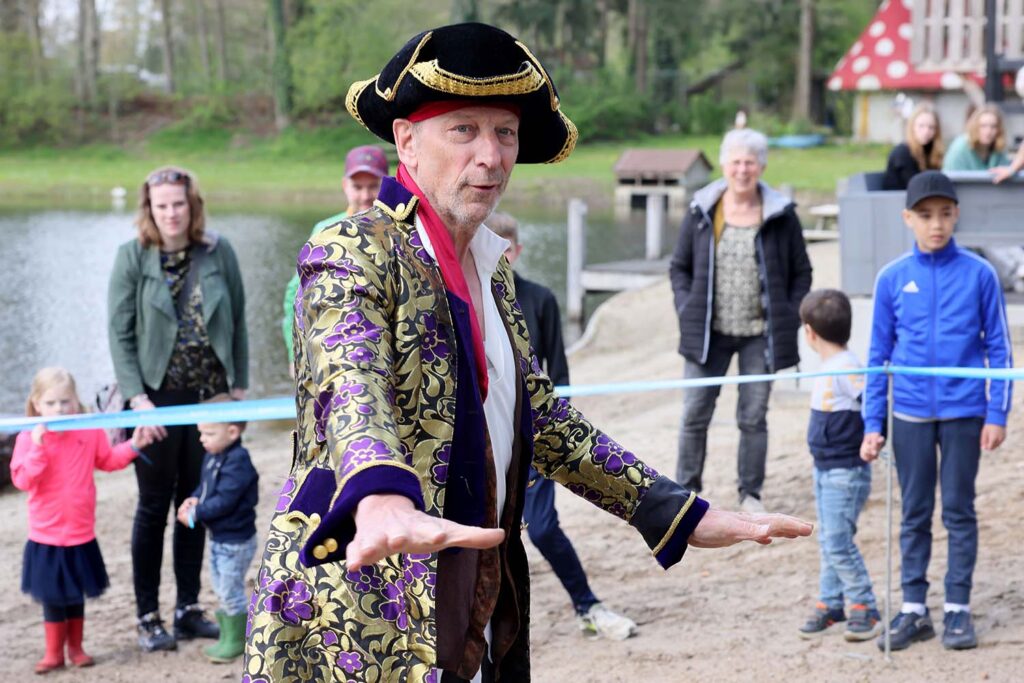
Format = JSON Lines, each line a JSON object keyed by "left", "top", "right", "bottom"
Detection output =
{"left": 1, "top": 241, "right": 1022, "bottom": 682}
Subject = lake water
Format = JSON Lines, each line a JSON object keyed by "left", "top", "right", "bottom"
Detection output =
{"left": 0, "top": 199, "right": 657, "bottom": 413}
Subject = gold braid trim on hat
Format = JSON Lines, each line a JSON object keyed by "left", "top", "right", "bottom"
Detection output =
{"left": 515, "top": 41, "right": 559, "bottom": 112}
{"left": 346, "top": 77, "right": 375, "bottom": 128}
{"left": 546, "top": 110, "right": 578, "bottom": 164}
{"left": 375, "top": 31, "right": 434, "bottom": 102}
{"left": 407, "top": 59, "right": 545, "bottom": 97}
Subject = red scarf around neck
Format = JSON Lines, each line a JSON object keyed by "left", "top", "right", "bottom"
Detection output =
{"left": 396, "top": 163, "right": 489, "bottom": 400}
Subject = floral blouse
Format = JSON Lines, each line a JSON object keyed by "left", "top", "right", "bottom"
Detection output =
{"left": 160, "top": 248, "right": 228, "bottom": 397}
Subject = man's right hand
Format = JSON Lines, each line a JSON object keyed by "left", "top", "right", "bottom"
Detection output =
{"left": 346, "top": 494, "right": 505, "bottom": 571}
{"left": 688, "top": 507, "right": 813, "bottom": 548}
{"left": 860, "top": 432, "right": 885, "bottom": 462}
{"left": 131, "top": 396, "right": 168, "bottom": 440}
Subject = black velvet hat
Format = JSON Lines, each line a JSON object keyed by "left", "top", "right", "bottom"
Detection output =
{"left": 346, "top": 23, "right": 577, "bottom": 164}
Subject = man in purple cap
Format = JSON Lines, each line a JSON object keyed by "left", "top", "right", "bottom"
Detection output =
{"left": 281, "top": 145, "right": 389, "bottom": 363}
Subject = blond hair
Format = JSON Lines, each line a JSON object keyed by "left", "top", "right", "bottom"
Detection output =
{"left": 966, "top": 103, "right": 1006, "bottom": 156}
{"left": 905, "top": 103, "right": 944, "bottom": 171}
{"left": 135, "top": 166, "right": 207, "bottom": 249}
{"left": 26, "top": 367, "right": 84, "bottom": 417}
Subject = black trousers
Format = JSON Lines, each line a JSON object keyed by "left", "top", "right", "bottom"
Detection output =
{"left": 131, "top": 388, "right": 207, "bottom": 617}
{"left": 440, "top": 657, "right": 495, "bottom": 683}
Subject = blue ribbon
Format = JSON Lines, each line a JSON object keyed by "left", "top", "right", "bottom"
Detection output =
{"left": 1, "top": 365, "right": 1017, "bottom": 433}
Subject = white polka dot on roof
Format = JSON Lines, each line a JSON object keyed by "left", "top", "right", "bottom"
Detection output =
{"left": 869, "top": 21, "right": 886, "bottom": 38}
{"left": 887, "top": 60, "right": 909, "bottom": 79}
{"left": 829, "top": 76, "right": 843, "bottom": 91}
{"left": 881, "top": 0, "right": 890, "bottom": 10}
{"left": 941, "top": 72, "right": 963, "bottom": 89}
{"left": 902, "top": 0, "right": 913, "bottom": 8}
{"left": 898, "top": 23, "right": 913, "bottom": 41}
{"left": 852, "top": 41, "right": 863, "bottom": 55}
{"left": 853, "top": 56, "right": 871, "bottom": 74}
{"left": 876, "top": 38, "right": 894, "bottom": 56}
{"left": 857, "top": 75, "right": 881, "bottom": 91}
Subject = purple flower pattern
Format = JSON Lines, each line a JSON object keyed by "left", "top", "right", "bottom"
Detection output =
{"left": 431, "top": 444, "right": 450, "bottom": 485}
{"left": 275, "top": 477, "right": 297, "bottom": 512}
{"left": 379, "top": 580, "right": 409, "bottom": 630}
{"left": 420, "top": 314, "right": 450, "bottom": 363}
{"left": 592, "top": 435, "right": 637, "bottom": 475}
{"left": 345, "top": 566, "right": 383, "bottom": 594}
{"left": 341, "top": 437, "right": 392, "bottom": 475}
{"left": 263, "top": 577, "right": 314, "bottom": 625}
{"left": 323, "top": 311, "right": 382, "bottom": 351}
{"left": 336, "top": 651, "right": 363, "bottom": 674}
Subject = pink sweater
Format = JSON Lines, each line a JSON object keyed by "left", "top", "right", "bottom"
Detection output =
{"left": 11, "top": 428, "right": 138, "bottom": 546}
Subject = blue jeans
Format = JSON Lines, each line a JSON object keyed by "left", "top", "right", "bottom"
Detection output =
{"left": 893, "top": 417, "right": 983, "bottom": 605}
{"left": 813, "top": 465, "right": 876, "bottom": 609}
{"left": 677, "top": 334, "right": 771, "bottom": 499}
{"left": 523, "top": 467, "right": 599, "bottom": 615}
{"left": 209, "top": 536, "right": 258, "bottom": 616}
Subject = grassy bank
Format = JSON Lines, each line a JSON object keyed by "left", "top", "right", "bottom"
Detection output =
{"left": 0, "top": 125, "right": 887, "bottom": 208}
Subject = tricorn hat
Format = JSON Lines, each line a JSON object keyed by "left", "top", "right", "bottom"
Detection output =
{"left": 346, "top": 23, "right": 577, "bottom": 164}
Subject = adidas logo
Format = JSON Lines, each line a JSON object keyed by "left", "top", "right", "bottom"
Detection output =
{"left": 902, "top": 280, "right": 920, "bottom": 294}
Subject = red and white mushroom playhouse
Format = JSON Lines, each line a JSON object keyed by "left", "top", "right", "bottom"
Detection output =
{"left": 828, "top": 0, "right": 1024, "bottom": 143}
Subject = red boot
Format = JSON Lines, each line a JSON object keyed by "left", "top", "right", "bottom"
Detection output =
{"left": 34, "top": 621, "right": 66, "bottom": 674}
{"left": 66, "top": 618, "right": 94, "bottom": 667}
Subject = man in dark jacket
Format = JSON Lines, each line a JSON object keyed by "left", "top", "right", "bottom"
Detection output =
{"left": 669, "top": 129, "right": 812, "bottom": 512}
{"left": 489, "top": 212, "right": 637, "bottom": 641}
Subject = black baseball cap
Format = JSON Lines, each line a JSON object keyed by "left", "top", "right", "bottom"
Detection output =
{"left": 905, "top": 170, "right": 958, "bottom": 209}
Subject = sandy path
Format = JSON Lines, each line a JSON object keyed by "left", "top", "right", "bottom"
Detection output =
{"left": 1, "top": 242, "right": 1021, "bottom": 682}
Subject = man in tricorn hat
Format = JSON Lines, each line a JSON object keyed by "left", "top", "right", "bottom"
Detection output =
{"left": 246, "top": 23, "right": 811, "bottom": 682}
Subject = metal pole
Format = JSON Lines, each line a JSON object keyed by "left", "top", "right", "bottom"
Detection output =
{"left": 883, "top": 361, "right": 895, "bottom": 661}
{"left": 566, "top": 198, "right": 587, "bottom": 325}
{"left": 984, "top": 0, "right": 1005, "bottom": 102}
{"left": 645, "top": 193, "right": 664, "bottom": 260}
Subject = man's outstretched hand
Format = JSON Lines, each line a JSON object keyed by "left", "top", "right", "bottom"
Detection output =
{"left": 347, "top": 494, "right": 506, "bottom": 571}
{"left": 688, "top": 507, "right": 813, "bottom": 548}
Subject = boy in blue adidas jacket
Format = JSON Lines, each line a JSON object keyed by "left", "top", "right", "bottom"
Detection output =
{"left": 861, "top": 171, "right": 1012, "bottom": 653}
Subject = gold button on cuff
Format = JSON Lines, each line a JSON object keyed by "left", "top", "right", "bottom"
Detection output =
{"left": 309, "top": 513, "right": 322, "bottom": 526}
{"left": 324, "top": 538, "right": 339, "bottom": 553}
{"left": 312, "top": 544, "right": 328, "bottom": 560}
{"left": 395, "top": 202, "right": 406, "bottom": 215}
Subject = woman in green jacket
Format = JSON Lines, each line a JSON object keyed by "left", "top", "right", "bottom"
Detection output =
{"left": 107, "top": 166, "right": 248, "bottom": 653}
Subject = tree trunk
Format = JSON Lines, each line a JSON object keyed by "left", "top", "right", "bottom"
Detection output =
{"left": 269, "top": 0, "right": 291, "bottom": 130}
{"left": 194, "top": 0, "right": 212, "bottom": 85}
{"left": 23, "top": 0, "right": 46, "bottom": 84}
{"left": 633, "top": 0, "right": 648, "bottom": 95}
{"left": 75, "top": 0, "right": 99, "bottom": 105}
{"left": 0, "top": 0, "right": 20, "bottom": 33}
{"left": 213, "top": 0, "right": 228, "bottom": 83}
{"left": 159, "top": 0, "right": 176, "bottom": 94}
{"left": 792, "top": 0, "right": 814, "bottom": 121}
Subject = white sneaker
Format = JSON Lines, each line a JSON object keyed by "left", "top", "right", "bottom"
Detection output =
{"left": 577, "top": 603, "right": 637, "bottom": 641}
{"left": 740, "top": 495, "right": 766, "bottom": 514}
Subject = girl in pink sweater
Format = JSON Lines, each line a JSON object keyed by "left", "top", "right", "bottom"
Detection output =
{"left": 11, "top": 367, "right": 156, "bottom": 674}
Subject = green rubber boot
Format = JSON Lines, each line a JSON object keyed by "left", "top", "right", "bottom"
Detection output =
{"left": 203, "top": 611, "right": 245, "bottom": 663}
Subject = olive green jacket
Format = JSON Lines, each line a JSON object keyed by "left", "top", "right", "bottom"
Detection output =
{"left": 107, "top": 232, "right": 249, "bottom": 399}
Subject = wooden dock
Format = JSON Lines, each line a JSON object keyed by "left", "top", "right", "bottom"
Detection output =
{"left": 581, "top": 257, "right": 669, "bottom": 293}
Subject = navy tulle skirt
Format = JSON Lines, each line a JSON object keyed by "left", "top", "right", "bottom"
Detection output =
{"left": 21, "top": 539, "right": 109, "bottom": 606}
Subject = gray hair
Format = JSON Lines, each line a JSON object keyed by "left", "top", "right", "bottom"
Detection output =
{"left": 719, "top": 128, "right": 769, "bottom": 167}
{"left": 486, "top": 211, "right": 519, "bottom": 243}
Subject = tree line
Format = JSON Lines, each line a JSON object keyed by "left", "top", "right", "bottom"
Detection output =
{"left": 0, "top": 0, "right": 875, "bottom": 147}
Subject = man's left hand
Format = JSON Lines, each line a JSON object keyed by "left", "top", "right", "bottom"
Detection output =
{"left": 688, "top": 507, "right": 813, "bottom": 548}
{"left": 980, "top": 423, "right": 1006, "bottom": 451}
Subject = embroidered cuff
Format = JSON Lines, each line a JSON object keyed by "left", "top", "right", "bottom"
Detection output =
{"left": 629, "top": 475, "right": 709, "bottom": 570}
{"left": 300, "top": 463, "right": 425, "bottom": 567}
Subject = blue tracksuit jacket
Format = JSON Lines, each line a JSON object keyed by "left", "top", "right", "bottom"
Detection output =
{"left": 863, "top": 238, "right": 1012, "bottom": 433}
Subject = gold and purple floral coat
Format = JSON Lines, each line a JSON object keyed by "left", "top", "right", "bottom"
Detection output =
{"left": 243, "top": 179, "right": 708, "bottom": 683}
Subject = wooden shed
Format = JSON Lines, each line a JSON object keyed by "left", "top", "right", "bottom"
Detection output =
{"left": 613, "top": 149, "right": 712, "bottom": 216}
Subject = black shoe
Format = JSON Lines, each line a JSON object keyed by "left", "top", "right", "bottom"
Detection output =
{"left": 942, "top": 610, "right": 978, "bottom": 650}
{"left": 173, "top": 604, "right": 220, "bottom": 640}
{"left": 138, "top": 613, "right": 177, "bottom": 652}
{"left": 877, "top": 610, "right": 935, "bottom": 651}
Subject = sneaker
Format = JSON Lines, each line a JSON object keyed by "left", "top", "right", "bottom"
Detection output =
{"left": 844, "top": 604, "right": 882, "bottom": 641}
{"left": 577, "top": 603, "right": 637, "bottom": 641}
{"left": 877, "top": 610, "right": 935, "bottom": 651}
{"left": 798, "top": 602, "right": 846, "bottom": 638}
{"left": 138, "top": 613, "right": 177, "bottom": 652}
{"left": 942, "top": 610, "right": 978, "bottom": 650}
{"left": 173, "top": 604, "right": 219, "bottom": 640}
{"left": 740, "top": 494, "right": 766, "bottom": 514}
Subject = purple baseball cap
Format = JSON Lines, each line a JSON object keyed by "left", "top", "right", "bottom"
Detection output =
{"left": 344, "top": 145, "right": 389, "bottom": 179}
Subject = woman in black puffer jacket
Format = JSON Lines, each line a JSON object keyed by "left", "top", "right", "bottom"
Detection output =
{"left": 669, "top": 128, "right": 812, "bottom": 511}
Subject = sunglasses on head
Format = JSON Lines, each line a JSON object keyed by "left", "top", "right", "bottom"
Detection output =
{"left": 147, "top": 170, "right": 190, "bottom": 187}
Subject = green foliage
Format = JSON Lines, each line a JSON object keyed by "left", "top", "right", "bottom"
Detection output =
{"left": 0, "top": 34, "right": 72, "bottom": 145}
{"left": 560, "top": 71, "right": 656, "bottom": 143}
{"left": 683, "top": 93, "right": 740, "bottom": 136}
